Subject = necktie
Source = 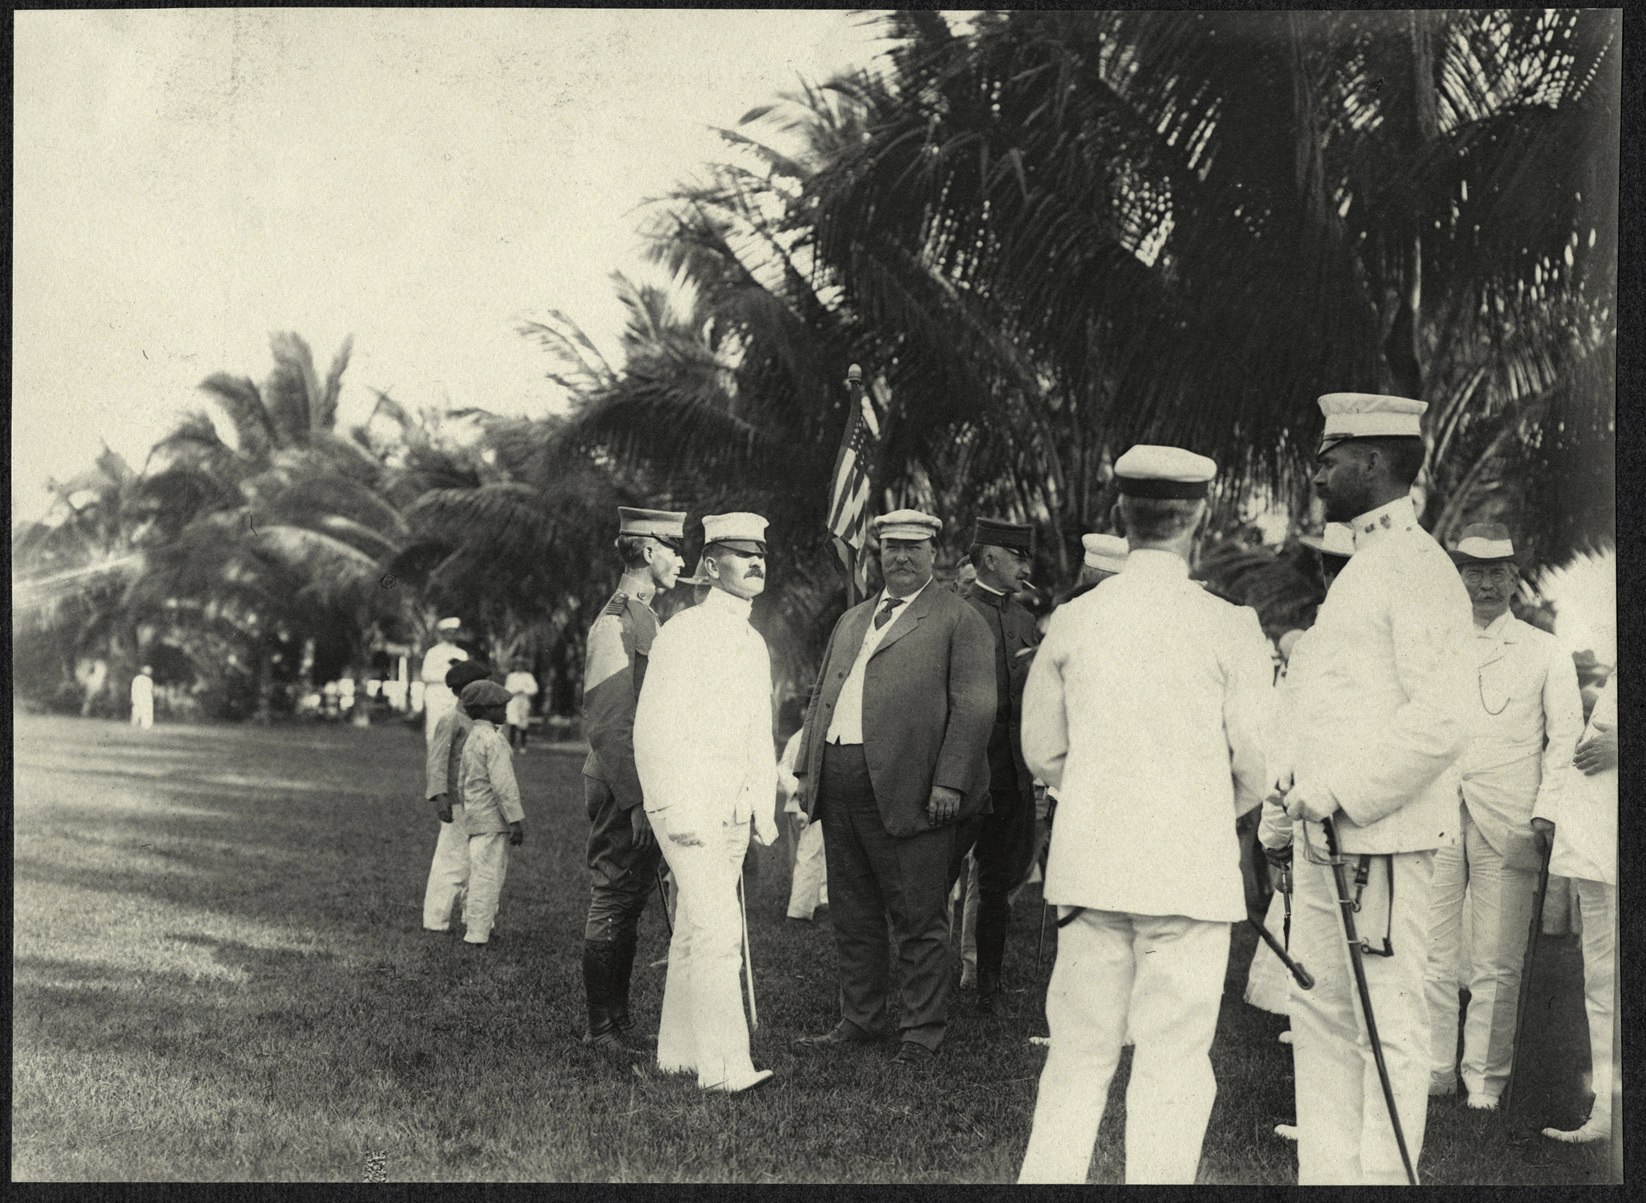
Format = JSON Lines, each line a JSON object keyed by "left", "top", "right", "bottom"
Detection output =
{"left": 874, "top": 597, "right": 905, "bottom": 630}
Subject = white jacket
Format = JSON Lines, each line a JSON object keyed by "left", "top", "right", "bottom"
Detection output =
{"left": 1021, "top": 549, "right": 1274, "bottom": 923}
{"left": 1460, "top": 612, "right": 1584, "bottom": 870}
{"left": 634, "top": 587, "right": 778, "bottom": 842}
{"left": 1292, "top": 497, "right": 1475, "bottom": 854}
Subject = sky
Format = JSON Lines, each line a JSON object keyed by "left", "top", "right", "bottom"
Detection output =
{"left": 12, "top": 7, "right": 890, "bottom": 520}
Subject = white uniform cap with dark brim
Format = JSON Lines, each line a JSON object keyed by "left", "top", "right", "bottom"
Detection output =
{"left": 1081, "top": 533, "right": 1130, "bottom": 574}
{"left": 1298, "top": 523, "right": 1355, "bottom": 559}
{"left": 617, "top": 507, "right": 688, "bottom": 545}
{"left": 1317, "top": 393, "right": 1427, "bottom": 452}
{"left": 872, "top": 509, "right": 942, "bottom": 542}
{"left": 436, "top": 617, "right": 463, "bottom": 632}
{"left": 1114, "top": 445, "right": 1217, "bottom": 499}
{"left": 1450, "top": 521, "right": 1519, "bottom": 565}
{"left": 702, "top": 511, "right": 769, "bottom": 553}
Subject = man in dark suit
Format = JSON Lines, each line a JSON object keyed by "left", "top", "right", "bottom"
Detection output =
{"left": 792, "top": 509, "right": 997, "bottom": 1065}
{"left": 957, "top": 518, "right": 1042, "bottom": 1016}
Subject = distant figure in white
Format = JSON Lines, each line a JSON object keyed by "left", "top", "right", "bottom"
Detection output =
{"left": 504, "top": 662, "right": 539, "bottom": 753}
{"left": 421, "top": 618, "right": 469, "bottom": 745}
{"left": 130, "top": 666, "right": 155, "bottom": 729}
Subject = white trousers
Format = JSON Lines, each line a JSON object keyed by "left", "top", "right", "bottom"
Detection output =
{"left": 657, "top": 819, "right": 757, "bottom": 1089}
{"left": 1422, "top": 811, "right": 1536, "bottom": 1099}
{"left": 1290, "top": 836, "right": 1434, "bottom": 1185}
{"left": 424, "top": 686, "right": 456, "bottom": 745}
{"left": 130, "top": 700, "right": 154, "bottom": 729}
{"left": 787, "top": 818, "right": 828, "bottom": 919}
{"left": 1019, "top": 909, "right": 1230, "bottom": 1184}
{"left": 422, "top": 804, "right": 470, "bottom": 931}
{"left": 464, "top": 832, "right": 509, "bottom": 944}
{"left": 1571, "top": 878, "right": 1617, "bottom": 1122}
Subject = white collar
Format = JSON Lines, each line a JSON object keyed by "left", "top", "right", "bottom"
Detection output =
{"left": 1121, "top": 547, "right": 1190, "bottom": 577}
{"left": 1476, "top": 609, "right": 1516, "bottom": 640}
{"left": 1350, "top": 496, "right": 1420, "bottom": 550}
{"left": 702, "top": 586, "right": 754, "bottom": 621}
{"left": 879, "top": 578, "right": 932, "bottom": 609}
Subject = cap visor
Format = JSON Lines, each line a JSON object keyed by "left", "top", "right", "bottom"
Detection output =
{"left": 709, "top": 539, "right": 767, "bottom": 554}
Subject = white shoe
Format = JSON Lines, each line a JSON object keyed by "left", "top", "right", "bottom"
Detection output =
{"left": 1274, "top": 1124, "right": 1299, "bottom": 1142}
{"left": 1466, "top": 1093, "right": 1500, "bottom": 1111}
{"left": 1543, "top": 1117, "right": 1609, "bottom": 1144}
{"left": 1277, "top": 1030, "right": 1293, "bottom": 1045}
{"left": 704, "top": 1068, "right": 774, "bottom": 1094}
{"left": 1429, "top": 1073, "right": 1458, "bottom": 1097}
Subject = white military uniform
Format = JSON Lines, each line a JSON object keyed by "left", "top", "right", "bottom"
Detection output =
{"left": 421, "top": 636, "right": 468, "bottom": 744}
{"left": 633, "top": 585, "right": 778, "bottom": 1090}
{"left": 1423, "top": 611, "right": 1583, "bottom": 1101}
{"left": 1542, "top": 676, "right": 1618, "bottom": 1136}
{"left": 1286, "top": 495, "right": 1475, "bottom": 1184}
{"left": 1250, "top": 628, "right": 1328, "bottom": 1015}
{"left": 1017, "top": 547, "right": 1274, "bottom": 1184}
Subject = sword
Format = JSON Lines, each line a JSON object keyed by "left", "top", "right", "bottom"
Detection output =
{"left": 1315, "top": 817, "right": 1417, "bottom": 1185}
{"left": 738, "top": 871, "right": 759, "bottom": 1031}
{"left": 1501, "top": 836, "right": 1555, "bottom": 1117}
{"left": 654, "top": 861, "right": 674, "bottom": 936}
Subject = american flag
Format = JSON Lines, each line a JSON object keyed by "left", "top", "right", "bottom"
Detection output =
{"left": 827, "top": 374, "right": 880, "bottom": 602}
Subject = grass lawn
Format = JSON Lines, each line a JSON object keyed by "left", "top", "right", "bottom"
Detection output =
{"left": 12, "top": 712, "right": 1618, "bottom": 1182}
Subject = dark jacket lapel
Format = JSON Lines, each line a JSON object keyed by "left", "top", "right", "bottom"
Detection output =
{"left": 869, "top": 582, "right": 936, "bottom": 659}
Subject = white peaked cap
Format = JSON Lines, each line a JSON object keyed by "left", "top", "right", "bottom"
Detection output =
{"left": 1081, "top": 533, "right": 1130, "bottom": 573}
{"left": 702, "top": 512, "right": 769, "bottom": 551}
{"left": 1317, "top": 393, "right": 1427, "bottom": 447}
{"left": 1299, "top": 522, "right": 1355, "bottom": 559}
{"left": 1114, "top": 445, "right": 1217, "bottom": 498}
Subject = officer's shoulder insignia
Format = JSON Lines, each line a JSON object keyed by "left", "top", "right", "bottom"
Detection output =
{"left": 603, "top": 592, "right": 629, "bottom": 617}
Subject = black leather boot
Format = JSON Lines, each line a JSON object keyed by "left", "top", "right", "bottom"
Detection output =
{"left": 609, "top": 927, "right": 638, "bottom": 1034}
{"left": 582, "top": 939, "right": 633, "bottom": 1053}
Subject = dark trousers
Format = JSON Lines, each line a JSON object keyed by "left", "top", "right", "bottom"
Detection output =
{"left": 964, "top": 778, "right": 1039, "bottom": 986}
{"left": 583, "top": 775, "right": 661, "bottom": 942}
{"left": 818, "top": 742, "right": 961, "bottom": 1051}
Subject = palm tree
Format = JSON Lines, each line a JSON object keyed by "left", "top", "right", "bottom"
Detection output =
{"left": 805, "top": 9, "right": 1617, "bottom": 569}
{"left": 13, "top": 449, "right": 156, "bottom": 714}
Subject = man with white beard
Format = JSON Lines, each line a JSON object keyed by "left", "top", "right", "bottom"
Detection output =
{"left": 633, "top": 512, "right": 781, "bottom": 1094}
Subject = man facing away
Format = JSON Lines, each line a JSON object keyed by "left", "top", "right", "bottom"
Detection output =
{"left": 633, "top": 511, "right": 781, "bottom": 1093}
{"left": 792, "top": 509, "right": 996, "bottom": 1067}
{"left": 1016, "top": 446, "right": 1274, "bottom": 1184}
{"left": 1423, "top": 523, "right": 1583, "bottom": 1110}
{"left": 1278, "top": 392, "right": 1476, "bottom": 1185}
{"left": 579, "top": 506, "right": 687, "bottom": 1053}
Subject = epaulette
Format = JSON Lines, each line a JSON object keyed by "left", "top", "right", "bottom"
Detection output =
{"left": 603, "top": 592, "right": 629, "bottom": 617}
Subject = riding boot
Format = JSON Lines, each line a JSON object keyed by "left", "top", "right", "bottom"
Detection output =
{"left": 609, "top": 926, "right": 639, "bottom": 1034}
{"left": 582, "top": 939, "right": 630, "bottom": 1051}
